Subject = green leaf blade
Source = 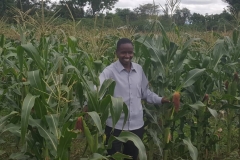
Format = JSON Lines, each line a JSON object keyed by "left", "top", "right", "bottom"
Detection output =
{"left": 182, "top": 68, "right": 206, "bottom": 88}
{"left": 21, "top": 94, "right": 38, "bottom": 143}
{"left": 21, "top": 43, "right": 45, "bottom": 70}
{"left": 183, "top": 138, "right": 198, "bottom": 160}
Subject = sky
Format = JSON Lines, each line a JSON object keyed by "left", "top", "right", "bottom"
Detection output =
{"left": 113, "top": 0, "right": 229, "bottom": 15}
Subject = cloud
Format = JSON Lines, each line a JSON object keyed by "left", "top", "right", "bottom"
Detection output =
{"left": 113, "top": 0, "right": 157, "bottom": 9}
{"left": 54, "top": 0, "right": 228, "bottom": 15}
{"left": 181, "top": 0, "right": 218, "bottom": 5}
{"left": 180, "top": 0, "right": 228, "bottom": 15}
{"left": 113, "top": 1, "right": 136, "bottom": 9}
{"left": 114, "top": 0, "right": 228, "bottom": 15}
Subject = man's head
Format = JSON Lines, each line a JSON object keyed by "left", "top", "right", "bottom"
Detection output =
{"left": 116, "top": 38, "right": 134, "bottom": 67}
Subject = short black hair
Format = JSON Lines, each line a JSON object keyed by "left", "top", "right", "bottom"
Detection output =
{"left": 116, "top": 38, "right": 133, "bottom": 51}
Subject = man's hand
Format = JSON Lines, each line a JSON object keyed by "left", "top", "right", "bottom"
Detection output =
{"left": 83, "top": 105, "right": 88, "bottom": 112}
{"left": 161, "top": 97, "right": 171, "bottom": 104}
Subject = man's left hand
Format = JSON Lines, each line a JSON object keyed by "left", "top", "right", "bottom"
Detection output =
{"left": 161, "top": 97, "right": 171, "bottom": 104}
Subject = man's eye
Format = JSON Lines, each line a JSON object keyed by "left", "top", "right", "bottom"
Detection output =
{"left": 120, "top": 51, "right": 134, "bottom": 54}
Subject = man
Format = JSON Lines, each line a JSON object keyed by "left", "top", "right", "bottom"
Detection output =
{"left": 99, "top": 38, "right": 169, "bottom": 159}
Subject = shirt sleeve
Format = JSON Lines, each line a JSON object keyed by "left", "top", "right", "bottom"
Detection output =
{"left": 141, "top": 68, "right": 162, "bottom": 105}
{"left": 99, "top": 68, "right": 111, "bottom": 87}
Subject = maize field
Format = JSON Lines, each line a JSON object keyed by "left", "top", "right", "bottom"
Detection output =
{"left": 1, "top": 18, "right": 240, "bottom": 160}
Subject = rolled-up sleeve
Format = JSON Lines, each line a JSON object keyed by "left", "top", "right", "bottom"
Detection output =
{"left": 141, "top": 69, "right": 162, "bottom": 104}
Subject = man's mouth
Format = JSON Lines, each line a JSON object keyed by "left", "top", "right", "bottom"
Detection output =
{"left": 123, "top": 59, "right": 130, "bottom": 62}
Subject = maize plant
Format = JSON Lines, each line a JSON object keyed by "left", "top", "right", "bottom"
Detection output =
{"left": 1, "top": 21, "right": 240, "bottom": 160}
{"left": 131, "top": 20, "right": 240, "bottom": 160}
{"left": 0, "top": 32, "right": 147, "bottom": 160}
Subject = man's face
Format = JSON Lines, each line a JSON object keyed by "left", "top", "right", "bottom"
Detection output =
{"left": 116, "top": 43, "right": 134, "bottom": 66}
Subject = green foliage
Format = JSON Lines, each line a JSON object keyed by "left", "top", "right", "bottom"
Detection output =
{"left": 53, "top": 0, "right": 85, "bottom": 18}
{"left": 87, "top": 0, "right": 118, "bottom": 16}
{"left": 0, "top": 30, "right": 147, "bottom": 159}
{"left": 134, "top": 3, "right": 160, "bottom": 16}
{"left": 115, "top": 8, "right": 137, "bottom": 22}
{"left": 0, "top": 0, "right": 236, "bottom": 32}
{"left": 173, "top": 7, "right": 191, "bottom": 26}
{"left": 0, "top": 0, "right": 15, "bottom": 17}
{"left": 1, "top": 11, "right": 240, "bottom": 159}
{"left": 222, "top": 0, "right": 240, "bottom": 18}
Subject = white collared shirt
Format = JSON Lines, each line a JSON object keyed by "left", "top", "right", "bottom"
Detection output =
{"left": 99, "top": 60, "right": 162, "bottom": 130}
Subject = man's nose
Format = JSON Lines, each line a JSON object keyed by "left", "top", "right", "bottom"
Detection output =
{"left": 125, "top": 53, "right": 130, "bottom": 57}
{"left": 124, "top": 52, "right": 132, "bottom": 57}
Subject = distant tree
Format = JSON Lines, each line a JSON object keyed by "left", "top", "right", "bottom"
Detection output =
{"left": 115, "top": 8, "right": 137, "bottom": 22}
{"left": 14, "top": 0, "right": 53, "bottom": 15}
{"left": 188, "top": 11, "right": 233, "bottom": 31}
{"left": 0, "top": 0, "right": 15, "bottom": 16}
{"left": 16, "top": 0, "right": 36, "bottom": 12}
{"left": 218, "top": 10, "right": 235, "bottom": 30}
{"left": 86, "top": 0, "right": 118, "bottom": 16}
{"left": 54, "top": 0, "right": 85, "bottom": 18}
{"left": 133, "top": 3, "right": 160, "bottom": 16}
{"left": 204, "top": 14, "right": 220, "bottom": 30}
{"left": 159, "top": 0, "right": 180, "bottom": 18}
{"left": 46, "top": 0, "right": 118, "bottom": 18}
{"left": 222, "top": 0, "right": 240, "bottom": 18}
{"left": 189, "top": 13, "right": 205, "bottom": 25}
{"left": 33, "top": 0, "right": 52, "bottom": 10}
{"left": 189, "top": 13, "right": 205, "bottom": 30}
{"left": 173, "top": 7, "right": 191, "bottom": 25}
{"left": 219, "top": 9, "right": 234, "bottom": 22}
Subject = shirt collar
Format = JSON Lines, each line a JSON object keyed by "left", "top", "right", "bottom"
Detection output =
{"left": 115, "top": 60, "right": 137, "bottom": 73}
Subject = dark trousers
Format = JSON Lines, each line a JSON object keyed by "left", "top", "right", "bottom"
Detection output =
{"left": 105, "top": 126, "right": 144, "bottom": 160}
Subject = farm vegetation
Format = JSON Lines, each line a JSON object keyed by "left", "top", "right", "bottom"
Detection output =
{"left": 1, "top": 0, "right": 240, "bottom": 160}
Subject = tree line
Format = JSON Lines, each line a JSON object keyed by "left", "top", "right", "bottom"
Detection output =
{"left": 0, "top": 0, "right": 239, "bottom": 32}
